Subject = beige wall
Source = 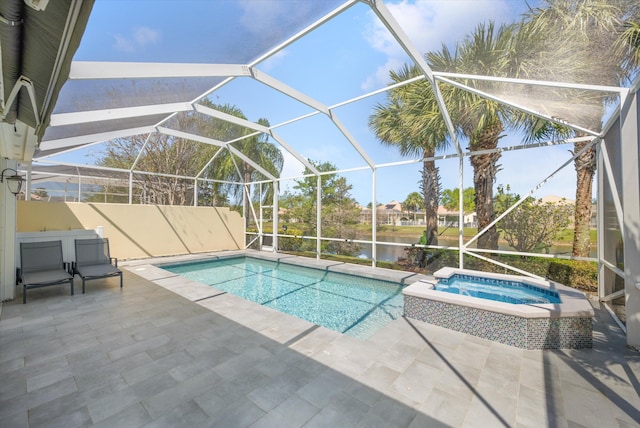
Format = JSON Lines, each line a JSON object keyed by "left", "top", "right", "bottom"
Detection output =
{"left": 17, "top": 201, "right": 244, "bottom": 259}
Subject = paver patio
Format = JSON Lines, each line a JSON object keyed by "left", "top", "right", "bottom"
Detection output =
{"left": 1, "top": 252, "right": 638, "bottom": 427}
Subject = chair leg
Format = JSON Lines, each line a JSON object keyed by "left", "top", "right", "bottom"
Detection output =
{"left": 82, "top": 278, "right": 86, "bottom": 294}
{"left": 120, "top": 273, "right": 123, "bottom": 288}
{"left": 23, "top": 285, "right": 26, "bottom": 304}
{"left": 70, "top": 279, "right": 74, "bottom": 296}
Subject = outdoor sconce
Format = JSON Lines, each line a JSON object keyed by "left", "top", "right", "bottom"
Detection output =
{"left": 1, "top": 168, "right": 25, "bottom": 196}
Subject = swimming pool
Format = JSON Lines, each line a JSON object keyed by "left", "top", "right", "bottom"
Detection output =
{"left": 435, "top": 273, "right": 561, "bottom": 304}
{"left": 161, "top": 257, "right": 404, "bottom": 339}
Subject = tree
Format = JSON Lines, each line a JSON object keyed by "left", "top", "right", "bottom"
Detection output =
{"left": 518, "top": 0, "right": 637, "bottom": 256}
{"left": 369, "top": 64, "right": 449, "bottom": 246}
{"left": 403, "top": 191, "right": 424, "bottom": 222}
{"left": 284, "top": 160, "right": 361, "bottom": 256}
{"left": 495, "top": 186, "right": 573, "bottom": 253}
{"left": 427, "top": 22, "right": 522, "bottom": 250}
{"left": 196, "top": 103, "right": 283, "bottom": 227}
{"left": 440, "top": 187, "right": 475, "bottom": 213}
{"left": 98, "top": 102, "right": 283, "bottom": 216}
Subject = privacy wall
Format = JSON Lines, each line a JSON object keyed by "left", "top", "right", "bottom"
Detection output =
{"left": 17, "top": 201, "right": 243, "bottom": 259}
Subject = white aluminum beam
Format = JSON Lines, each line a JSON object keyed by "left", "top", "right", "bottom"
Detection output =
{"left": 328, "top": 111, "right": 375, "bottom": 168}
{"left": 249, "top": 1, "right": 358, "bottom": 68}
{"left": 434, "top": 71, "right": 624, "bottom": 94}
{"left": 269, "top": 131, "right": 320, "bottom": 175}
{"left": 437, "top": 75, "right": 600, "bottom": 137}
{"left": 195, "top": 87, "right": 326, "bottom": 176}
{"left": 228, "top": 146, "right": 277, "bottom": 181}
{"left": 369, "top": 0, "right": 462, "bottom": 157}
{"left": 157, "top": 127, "right": 227, "bottom": 147}
{"left": 130, "top": 133, "right": 154, "bottom": 171}
{"left": 158, "top": 127, "right": 276, "bottom": 181}
{"left": 39, "top": 126, "right": 156, "bottom": 151}
{"left": 194, "top": 104, "right": 269, "bottom": 133}
{"left": 250, "top": 68, "right": 329, "bottom": 114}
{"left": 69, "top": 62, "right": 250, "bottom": 80}
{"left": 196, "top": 146, "right": 226, "bottom": 178}
{"left": 33, "top": 139, "right": 109, "bottom": 160}
{"left": 250, "top": 67, "right": 375, "bottom": 170}
{"left": 464, "top": 137, "right": 598, "bottom": 248}
{"left": 620, "top": 88, "right": 640, "bottom": 346}
{"left": 50, "top": 102, "right": 193, "bottom": 126}
{"left": 599, "top": 141, "right": 625, "bottom": 237}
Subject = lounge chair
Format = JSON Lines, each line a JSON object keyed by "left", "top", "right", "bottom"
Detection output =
{"left": 18, "top": 240, "right": 74, "bottom": 304}
{"left": 74, "top": 238, "right": 123, "bottom": 293}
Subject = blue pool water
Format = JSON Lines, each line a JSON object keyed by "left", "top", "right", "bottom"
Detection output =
{"left": 436, "top": 274, "right": 561, "bottom": 304}
{"left": 162, "top": 257, "right": 404, "bottom": 339}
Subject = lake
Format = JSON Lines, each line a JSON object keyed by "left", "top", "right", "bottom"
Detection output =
{"left": 356, "top": 234, "right": 595, "bottom": 261}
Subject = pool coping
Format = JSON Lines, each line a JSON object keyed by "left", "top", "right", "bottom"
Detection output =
{"left": 149, "top": 249, "right": 431, "bottom": 285}
{"left": 402, "top": 267, "right": 594, "bottom": 319}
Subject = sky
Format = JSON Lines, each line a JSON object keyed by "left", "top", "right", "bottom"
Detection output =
{"left": 49, "top": 0, "right": 600, "bottom": 206}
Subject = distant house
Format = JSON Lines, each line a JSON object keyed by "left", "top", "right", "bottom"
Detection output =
{"left": 359, "top": 200, "right": 404, "bottom": 225}
{"left": 437, "top": 206, "right": 477, "bottom": 228}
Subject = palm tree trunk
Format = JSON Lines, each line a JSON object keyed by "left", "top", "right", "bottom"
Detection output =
{"left": 572, "top": 138, "right": 595, "bottom": 257}
{"left": 469, "top": 122, "right": 503, "bottom": 250}
{"left": 422, "top": 149, "right": 439, "bottom": 246}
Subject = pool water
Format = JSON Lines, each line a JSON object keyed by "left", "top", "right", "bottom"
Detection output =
{"left": 436, "top": 274, "right": 561, "bottom": 304}
{"left": 162, "top": 257, "right": 404, "bottom": 339}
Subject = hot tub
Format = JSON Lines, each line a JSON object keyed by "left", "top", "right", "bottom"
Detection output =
{"left": 403, "top": 267, "right": 594, "bottom": 349}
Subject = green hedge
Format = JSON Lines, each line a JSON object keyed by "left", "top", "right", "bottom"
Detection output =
{"left": 414, "top": 249, "right": 597, "bottom": 292}
{"left": 280, "top": 249, "right": 598, "bottom": 292}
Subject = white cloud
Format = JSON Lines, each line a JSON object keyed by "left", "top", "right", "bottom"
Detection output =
{"left": 113, "top": 26, "right": 160, "bottom": 52}
{"left": 362, "top": 0, "right": 513, "bottom": 89}
{"left": 134, "top": 26, "right": 160, "bottom": 46}
{"left": 259, "top": 49, "right": 289, "bottom": 72}
{"left": 361, "top": 58, "right": 403, "bottom": 91}
{"left": 113, "top": 34, "right": 135, "bottom": 53}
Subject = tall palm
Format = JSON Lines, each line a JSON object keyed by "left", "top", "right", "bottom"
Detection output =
{"left": 233, "top": 120, "right": 284, "bottom": 228}
{"left": 618, "top": 10, "right": 640, "bottom": 71}
{"left": 427, "top": 22, "right": 518, "bottom": 250}
{"left": 369, "top": 64, "right": 449, "bottom": 245}
{"left": 199, "top": 103, "right": 284, "bottom": 227}
{"left": 518, "top": 0, "right": 636, "bottom": 256}
{"left": 403, "top": 191, "right": 425, "bottom": 223}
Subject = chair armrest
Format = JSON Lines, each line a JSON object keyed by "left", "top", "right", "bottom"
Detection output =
{"left": 111, "top": 257, "right": 118, "bottom": 268}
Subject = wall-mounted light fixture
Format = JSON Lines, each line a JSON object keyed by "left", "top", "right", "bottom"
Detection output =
{"left": 1, "top": 168, "right": 24, "bottom": 196}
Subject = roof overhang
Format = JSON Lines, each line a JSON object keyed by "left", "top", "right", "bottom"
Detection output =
{"left": 0, "top": 0, "right": 94, "bottom": 161}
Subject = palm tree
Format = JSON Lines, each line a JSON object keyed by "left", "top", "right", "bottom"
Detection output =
{"left": 195, "top": 102, "right": 283, "bottom": 227}
{"left": 427, "top": 22, "right": 518, "bottom": 250}
{"left": 403, "top": 191, "right": 425, "bottom": 223}
{"left": 233, "top": 120, "right": 284, "bottom": 228}
{"left": 618, "top": 9, "right": 640, "bottom": 70}
{"left": 369, "top": 64, "right": 449, "bottom": 245}
{"left": 518, "top": 0, "right": 636, "bottom": 256}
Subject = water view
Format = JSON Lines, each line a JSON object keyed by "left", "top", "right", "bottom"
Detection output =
{"left": 356, "top": 234, "right": 595, "bottom": 262}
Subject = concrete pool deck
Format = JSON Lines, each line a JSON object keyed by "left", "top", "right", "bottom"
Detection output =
{"left": 1, "top": 250, "right": 639, "bottom": 427}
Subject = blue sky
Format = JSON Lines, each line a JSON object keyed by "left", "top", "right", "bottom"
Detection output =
{"left": 55, "top": 0, "right": 592, "bottom": 206}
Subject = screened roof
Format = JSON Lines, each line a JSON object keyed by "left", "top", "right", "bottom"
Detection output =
{"left": 2, "top": 0, "right": 638, "bottom": 193}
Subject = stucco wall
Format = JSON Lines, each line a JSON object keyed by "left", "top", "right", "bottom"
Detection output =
{"left": 17, "top": 201, "right": 244, "bottom": 259}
